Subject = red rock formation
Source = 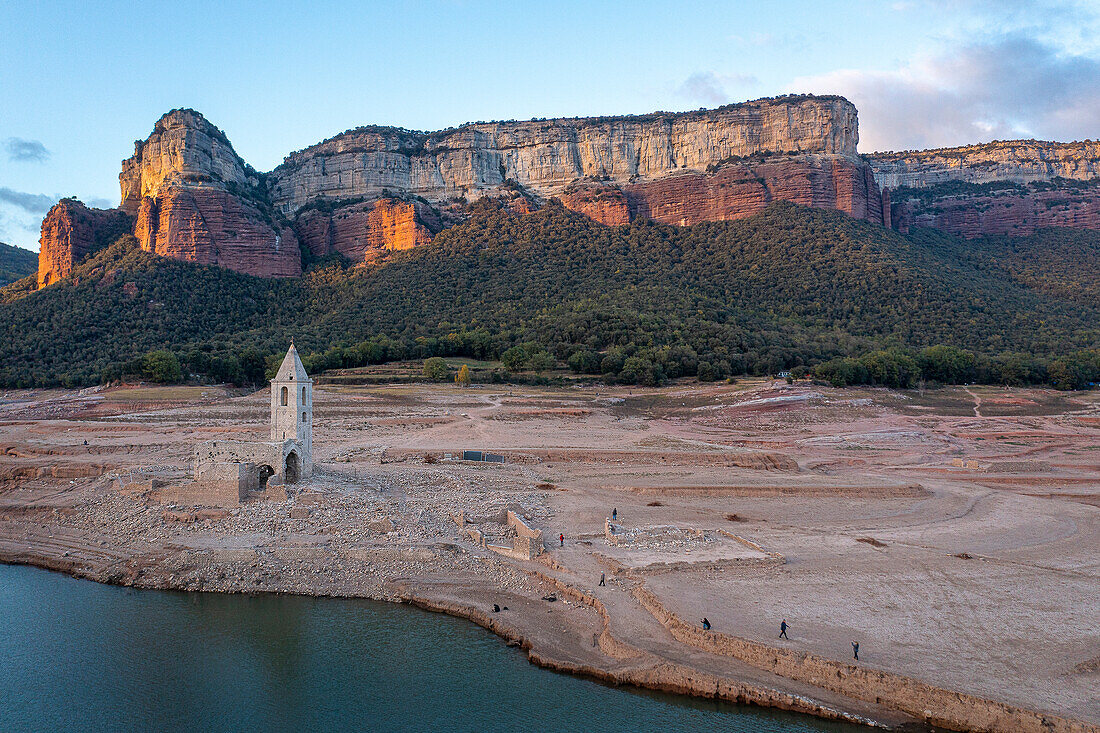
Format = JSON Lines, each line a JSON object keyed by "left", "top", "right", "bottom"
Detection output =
{"left": 294, "top": 198, "right": 436, "bottom": 264}
{"left": 37, "top": 200, "right": 132, "bottom": 288}
{"left": 560, "top": 186, "right": 631, "bottom": 226}
{"left": 890, "top": 188, "right": 1100, "bottom": 237}
{"left": 561, "top": 157, "right": 885, "bottom": 227}
{"left": 133, "top": 186, "right": 301, "bottom": 277}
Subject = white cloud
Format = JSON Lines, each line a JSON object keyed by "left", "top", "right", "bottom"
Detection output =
{"left": 677, "top": 71, "right": 759, "bottom": 106}
{"left": 0, "top": 187, "right": 54, "bottom": 214}
{"left": 791, "top": 34, "right": 1100, "bottom": 152}
{"left": 5, "top": 138, "right": 50, "bottom": 163}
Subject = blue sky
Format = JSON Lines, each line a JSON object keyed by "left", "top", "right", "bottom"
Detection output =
{"left": 2, "top": 0, "right": 1099, "bottom": 251}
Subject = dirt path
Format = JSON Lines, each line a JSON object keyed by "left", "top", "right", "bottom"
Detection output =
{"left": 963, "top": 387, "right": 983, "bottom": 418}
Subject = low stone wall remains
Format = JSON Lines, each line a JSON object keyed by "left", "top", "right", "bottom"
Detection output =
{"left": 632, "top": 586, "right": 1092, "bottom": 733}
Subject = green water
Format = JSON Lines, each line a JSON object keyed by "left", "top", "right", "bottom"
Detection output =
{"left": 0, "top": 564, "right": 864, "bottom": 732}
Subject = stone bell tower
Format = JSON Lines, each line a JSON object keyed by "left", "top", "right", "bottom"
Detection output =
{"left": 270, "top": 342, "right": 313, "bottom": 479}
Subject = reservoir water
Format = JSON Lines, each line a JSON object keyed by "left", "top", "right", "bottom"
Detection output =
{"left": 0, "top": 564, "right": 863, "bottom": 732}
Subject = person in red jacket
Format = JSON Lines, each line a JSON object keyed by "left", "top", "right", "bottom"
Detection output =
{"left": 559, "top": 533, "right": 564, "bottom": 547}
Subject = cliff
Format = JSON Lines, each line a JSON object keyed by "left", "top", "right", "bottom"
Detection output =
{"left": 42, "top": 98, "right": 1100, "bottom": 282}
{"left": 868, "top": 141, "right": 1100, "bottom": 237}
{"left": 868, "top": 140, "right": 1100, "bottom": 189}
{"left": 267, "top": 96, "right": 863, "bottom": 214}
{"left": 133, "top": 187, "right": 301, "bottom": 278}
{"left": 119, "top": 109, "right": 258, "bottom": 215}
{"left": 563, "top": 155, "right": 885, "bottom": 227}
{"left": 37, "top": 200, "right": 132, "bottom": 287}
{"left": 294, "top": 198, "right": 438, "bottom": 263}
{"left": 121, "top": 110, "right": 301, "bottom": 277}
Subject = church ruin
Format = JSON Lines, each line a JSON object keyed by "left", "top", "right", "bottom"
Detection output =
{"left": 191, "top": 343, "right": 313, "bottom": 503}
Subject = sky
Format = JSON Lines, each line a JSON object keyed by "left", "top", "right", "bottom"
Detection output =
{"left": 2, "top": 0, "right": 1099, "bottom": 251}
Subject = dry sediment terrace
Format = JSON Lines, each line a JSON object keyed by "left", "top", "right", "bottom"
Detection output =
{"left": 0, "top": 379, "right": 1098, "bottom": 731}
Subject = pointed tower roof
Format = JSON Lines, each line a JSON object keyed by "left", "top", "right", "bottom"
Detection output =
{"left": 275, "top": 343, "right": 309, "bottom": 382}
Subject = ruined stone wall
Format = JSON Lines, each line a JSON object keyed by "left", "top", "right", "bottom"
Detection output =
{"left": 633, "top": 586, "right": 1090, "bottom": 733}
{"left": 194, "top": 439, "right": 282, "bottom": 471}
{"left": 193, "top": 461, "right": 258, "bottom": 503}
{"left": 506, "top": 511, "right": 544, "bottom": 559}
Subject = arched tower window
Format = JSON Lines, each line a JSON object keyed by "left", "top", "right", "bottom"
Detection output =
{"left": 302, "top": 412, "right": 307, "bottom": 422}
{"left": 281, "top": 386, "right": 288, "bottom": 406}
{"left": 302, "top": 386, "right": 307, "bottom": 402}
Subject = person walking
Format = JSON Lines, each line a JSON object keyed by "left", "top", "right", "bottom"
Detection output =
{"left": 852, "top": 641, "right": 860, "bottom": 661}
{"left": 779, "top": 619, "right": 789, "bottom": 639}
{"left": 612, "top": 508, "right": 617, "bottom": 522}
{"left": 559, "top": 533, "right": 564, "bottom": 547}
{"left": 598, "top": 572, "right": 606, "bottom": 586}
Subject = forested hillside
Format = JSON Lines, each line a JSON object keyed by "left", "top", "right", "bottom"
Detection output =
{"left": 0, "top": 242, "right": 37, "bottom": 286}
{"left": 2, "top": 201, "right": 1098, "bottom": 388}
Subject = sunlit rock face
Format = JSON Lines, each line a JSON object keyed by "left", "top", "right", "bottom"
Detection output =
{"left": 119, "top": 109, "right": 256, "bottom": 215}
{"left": 122, "top": 110, "right": 300, "bottom": 277}
{"left": 37, "top": 200, "right": 132, "bottom": 288}
{"left": 49, "top": 98, "right": 1100, "bottom": 281}
{"left": 294, "top": 198, "right": 437, "bottom": 264}
{"left": 133, "top": 187, "right": 301, "bottom": 277}
{"left": 266, "top": 96, "right": 869, "bottom": 215}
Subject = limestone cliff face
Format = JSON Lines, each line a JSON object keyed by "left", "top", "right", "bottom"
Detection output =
{"left": 868, "top": 140, "right": 1100, "bottom": 189}
{"left": 38, "top": 101, "right": 1100, "bottom": 283}
{"left": 889, "top": 183, "right": 1100, "bottom": 237}
{"left": 37, "top": 200, "right": 132, "bottom": 287}
{"left": 869, "top": 140, "right": 1100, "bottom": 237}
{"left": 267, "top": 96, "right": 862, "bottom": 214}
{"left": 122, "top": 110, "right": 300, "bottom": 277}
{"left": 120, "top": 109, "right": 256, "bottom": 215}
{"left": 295, "top": 198, "right": 437, "bottom": 263}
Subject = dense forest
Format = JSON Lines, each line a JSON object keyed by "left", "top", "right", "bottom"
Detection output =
{"left": 2, "top": 201, "right": 1099, "bottom": 389}
{"left": 0, "top": 241, "right": 37, "bottom": 286}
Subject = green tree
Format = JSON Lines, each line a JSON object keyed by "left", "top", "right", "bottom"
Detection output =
{"left": 567, "top": 349, "right": 601, "bottom": 374}
{"left": 501, "top": 346, "right": 528, "bottom": 372}
{"left": 527, "top": 350, "right": 555, "bottom": 374}
{"left": 918, "top": 345, "right": 976, "bottom": 384}
{"left": 142, "top": 350, "right": 182, "bottom": 383}
{"left": 423, "top": 357, "right": 449, "bottom": 381}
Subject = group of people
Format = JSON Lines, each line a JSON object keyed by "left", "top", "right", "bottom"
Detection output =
{"left": 700, "top": 618, "right": 861, "bottom": 661}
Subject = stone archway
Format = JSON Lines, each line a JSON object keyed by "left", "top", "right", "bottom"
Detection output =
{"left": 285, "top": 452, "right": 300, "bottom": 484}
{"left": 258, "top": 464, "right": 275, "bottom": 490}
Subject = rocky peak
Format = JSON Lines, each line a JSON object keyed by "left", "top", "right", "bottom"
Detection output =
{"left": 119, "top": 108, "right": 256, "bottom": 214}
